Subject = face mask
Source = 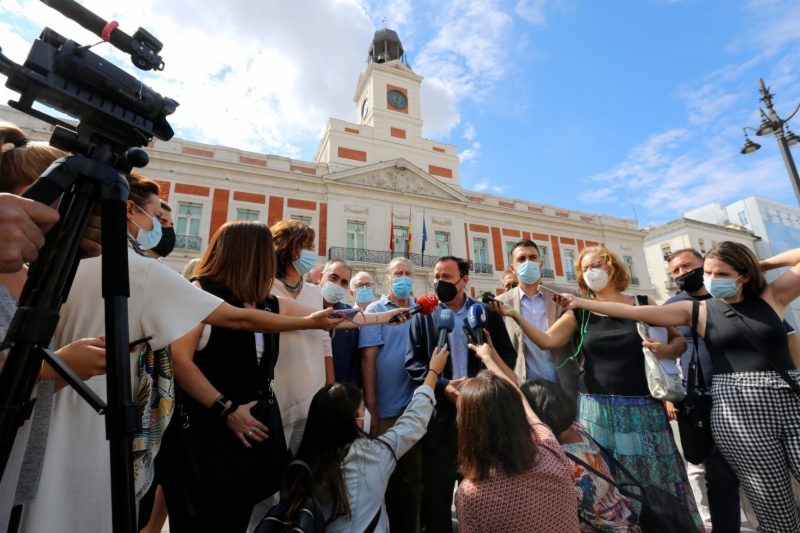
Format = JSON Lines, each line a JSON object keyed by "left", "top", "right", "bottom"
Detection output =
{"left": 132, "top": 204, "right": 162, "bottom": 250}
{"left": 391, "top": 277, "right": 413, "bottom": 298}
{"left": 292, "top": 249, "right": 317, "bottom": 276}
{"left": 356, "top": 407, "right": 371, "bottom": 432}
{"left": 150, "top": 226, "right": 175, "bottom": 257}
{"left": 583, "top": 268, "right": 609, "bottom": 293}
{"left": 515, "top": 261, "right": 541, "bottom": 284}
{"left": 434, "top": 278, "right": 462, "bottom": 303}
{"left": 703, "top": 275, "right": 742, "bottom": 299}
{"left": 675, "top": 267, "right": 704, "bottom": 293}
{"left": 321, "top": 281, "right": 346, "bottom": 304}
{"left": 355, "top": 287, "right": 373, "bottom": 303}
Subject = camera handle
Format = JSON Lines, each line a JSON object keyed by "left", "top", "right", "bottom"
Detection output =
{"left": 0, "top": 154, "right": 139, "bottom": 533}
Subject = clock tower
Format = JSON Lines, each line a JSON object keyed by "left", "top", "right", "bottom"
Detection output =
{"left": 314, "top": 29, "right": 460, "bottom": 185}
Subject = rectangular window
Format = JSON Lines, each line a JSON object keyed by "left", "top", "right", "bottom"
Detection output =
{"left": 506, "top": 242, "right": 515, "bottom": 266}
{"left": 698, "top": 238, "right": 705, "bottom": 253}
{"left": 661, "top": 243, "right": 672, "bottom": 261}
{"left": 623, "top": 256, "right": 635, "bottom": 277}
{"left": 176, "top": 203, "right": 202, "bottom": 237}
{"left": 539, "top": 245, "right": 549, "bottom": 269}
{"left": 473, "top": 238, "right": 488, "bottom": 265}
{"left": 291, "top": 215, "right": 312, "bottom": 227}
{"left": 237, "top": 209, "right": 259, "bottom": 220}
{"left": 394, "top": 226, "right": 409, "bottom": 254}
{"left": 564, "top": 249, "right": 576, "bottom": 281}
{"left": 738, "top": 210, "right": 749, "bottom": 226}
{"left": 435, "top": 232, "right": 450, "bottom": 257}
{"left": 346, "top": 221, "right": 365, "bottom": 250}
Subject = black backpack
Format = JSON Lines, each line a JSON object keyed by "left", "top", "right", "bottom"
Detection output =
{"left": 255, "top": 461, "right": 326, "bottom": 533}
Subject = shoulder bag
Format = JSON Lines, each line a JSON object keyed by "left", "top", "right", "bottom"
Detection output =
{"left": 565, "top": 434, "right": 700, "bottom": 533}
{"left": 634, "top": 295, "right": 686, "bottom": 403}
{"left": 711, "top": 298, "right": 800, "bottom": 396}
{"left": 676, "top": 300, "right": 714, "bottom": 465}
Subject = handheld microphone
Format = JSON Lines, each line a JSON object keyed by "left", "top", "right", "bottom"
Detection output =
{"left": 436, "top": 309, "right": 455, "bottom": 352}
{"left": 468, "top": 303, "right": 489, "bottom": 345}
{"left": 389, "top": 293, "right": 439, "bottom": 323}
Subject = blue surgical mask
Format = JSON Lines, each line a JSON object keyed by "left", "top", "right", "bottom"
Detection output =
{"left": 321, "top": 281, "right": 346, "bottom": 304}
{"left": 356, "top": 287, "right": 373, "bottom": 303}
{"left": 703, "top": 275, "right": 742, "bottom": 299}
{"left": 515, "top": 261, "right": 541, "bottom": 284}
{"left": 132, "top": 204, "right": 162, "bottom": 250}
{"left": 293, "top": 249, "right": 317, "bottom": 276}
{"left": 391, "top": 277, "right": 413, "bottom": 298}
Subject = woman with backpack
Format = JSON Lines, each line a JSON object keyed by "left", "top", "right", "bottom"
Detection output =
{"left": 553, "top": 242, "right": 800, "bottom": 533}
{"left": 274, "top": 343, "right": 449, "bottom": 532}
{"left": 486, "top": 246, "right": 700, "bottom": 528}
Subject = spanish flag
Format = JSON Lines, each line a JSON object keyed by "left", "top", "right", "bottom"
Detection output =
{"left": 407, "top": 207, "right": 413, "bottom": 254}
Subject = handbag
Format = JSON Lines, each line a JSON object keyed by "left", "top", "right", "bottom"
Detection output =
{"left": 634, "top": 295, "right": 686, "bottom": 403}
{"left": 565, "top": 435, "right": 700, "bottom": 533}
{"left": 676, "top": 300, "right": 714, "bottom": 465}
{"left": 711, "top": 298, "right": 800, "bottom": 396}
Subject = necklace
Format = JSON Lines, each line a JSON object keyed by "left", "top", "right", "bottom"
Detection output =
{"left": 278, "top": 276, "right": 303, "bottom": 293}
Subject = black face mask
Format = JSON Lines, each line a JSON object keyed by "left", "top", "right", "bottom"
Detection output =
{"left": 675, "top": 266, "right": 704, "bottom": 293}
{"left": 434, "top": 278, "right": 463, "bottom": 303}
{"left": 150, "top": 226, "right": 176, "bottom": 257}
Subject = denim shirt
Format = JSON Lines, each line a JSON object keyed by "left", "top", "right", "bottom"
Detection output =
{"left": 322, "top": 385, "right": 436, "bottom": 533}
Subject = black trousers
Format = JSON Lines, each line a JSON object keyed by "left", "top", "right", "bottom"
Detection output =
{"left": 421, "top": 426, "right": 460, "bottom": 533}
{"left": 704, "top": 447, "right": 741, "bottom": 533}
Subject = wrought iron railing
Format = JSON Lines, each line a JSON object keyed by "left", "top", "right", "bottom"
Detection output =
{"left": 566, "top": 271, "right": 576, "bottom": 281}
{"left": 470, "top": 261, "right": 494, "bottom": 275}
{"left": 541, "top": 268, "right": 555, "bottom": 279}
{"left": 328, "top": 247, "right": 439, "bottom": 268}
{"left": 175, "top": 235, "right": 201, "bottom": 251}
{"left": 631, "top": 276, "right": 640, "bottom": 285}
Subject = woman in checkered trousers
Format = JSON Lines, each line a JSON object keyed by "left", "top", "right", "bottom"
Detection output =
{"left": 559, "top": 242, "right": 800, "bottom": 533}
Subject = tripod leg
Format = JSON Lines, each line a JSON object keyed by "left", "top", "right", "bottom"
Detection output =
{"left": 100, "top": 174, "right": 138, "bottom": 533}
{"left": 39, "top": 347, "right": 106, "bottom": 413}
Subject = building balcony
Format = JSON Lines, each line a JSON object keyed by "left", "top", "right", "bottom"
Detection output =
{"left": 631, "top": 276, "right": 640, "bottom": 286}
{"left": 566, "top": 271, "right": 576, "bottom": 281}
{"left": 175, "top": 235, "right": 202, "bottom": 251}
{"left": 470, "top": 261, "right": 494, "bottom": 275}
{"left": 541, "top": 268, "right": 555, "bottom": 280}
{"left": 328, "top": 247, "right": 439, "bottom": 268}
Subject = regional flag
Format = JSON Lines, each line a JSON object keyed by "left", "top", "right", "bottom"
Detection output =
{"left": 422, "top": 217, "right": 428, "bottom": 256}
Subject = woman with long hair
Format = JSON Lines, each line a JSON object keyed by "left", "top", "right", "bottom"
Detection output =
{"left": 486, "top": 246, "right": 700, "bottom": 528}
{"left": 455, "top": 334, "right": 579, "bottom": 532}
{"left": 284, "top": 343, "right": 448, "bottom": 532}
{"left": 556, "top": 242, "right": 800, "bottom": 532}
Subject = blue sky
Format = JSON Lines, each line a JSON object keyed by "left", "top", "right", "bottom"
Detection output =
{"left": 1, "top": 0, "right": 798, "bottom": 226}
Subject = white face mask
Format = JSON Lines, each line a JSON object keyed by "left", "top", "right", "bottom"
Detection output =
{"left": 583, "top": 268, "right": 609, "bottom": 293}
{"left": 355, "top": 407, "right": 371, "bottom": 432}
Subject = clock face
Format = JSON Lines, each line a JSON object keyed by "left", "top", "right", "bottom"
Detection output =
{"left": 387, "top": 90, "right": 408, "bottom": 110}
{"left": 361, "top": 98, "right": 369, "bottom": 119}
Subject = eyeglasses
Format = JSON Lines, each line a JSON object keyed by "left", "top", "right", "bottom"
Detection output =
{"left": 580, "top": 260, "right": 605, "bottom": 273}
{"left": 354, "top": 283, "right": 374, "bottom": 289}
{"left": 504, "top": 283, "right": 518, "bottom": 291}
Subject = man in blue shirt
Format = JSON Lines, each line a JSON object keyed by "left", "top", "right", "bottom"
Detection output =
{"left": 320, "top": 259, "right": 360, "bottom": 385}
{"left": 405, "top": 256, "right": 516, "bottom": 533}
{"left": 359, "top": 257, "right": 419, "bottom": 533}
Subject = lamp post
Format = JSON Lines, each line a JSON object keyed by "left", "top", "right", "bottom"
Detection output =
{"left": 741, "top": 78, "right": 800, "bottom": 205}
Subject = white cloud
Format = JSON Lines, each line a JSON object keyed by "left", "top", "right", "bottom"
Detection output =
{"left": 472, "top": 177, "right": 505, "bottom": 193}
{"left": 515, "top": 0, "right": 548, "bottom": 25}
{"left": 578, "top": 187, "right": 618, "bottom": 205}
{"left": 463, "top": 123, "right": 477, "bottom": 140}
{"left": 458, "top": 141, "right": 481, "bottom": 162}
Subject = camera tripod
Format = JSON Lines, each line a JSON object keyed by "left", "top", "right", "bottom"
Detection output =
{"left": 0, "top": 141, "right": 150, "bottom": 533}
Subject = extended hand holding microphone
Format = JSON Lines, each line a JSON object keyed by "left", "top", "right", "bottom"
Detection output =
{"left": 467, "top": 303, "right": 489, "bottom": 345}
{"left": 389, "top": 293, "right": 439, "bottom": 323}
{"left": 436, "top": 309, "right": 456, "bottom": 351}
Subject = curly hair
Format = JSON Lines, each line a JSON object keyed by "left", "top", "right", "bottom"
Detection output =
{"left": 270, "top": 219, "right": 316, "bottom": 278}
{"left": 575, "top": 245, "right": 630, "bottom": 297}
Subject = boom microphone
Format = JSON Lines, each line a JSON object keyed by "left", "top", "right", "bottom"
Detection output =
{"left": 468, "top": 303, "right": 489, "bottom": 345}
{"left": 436, "top": 309, "right": 456, "bottom": 352}
{"left": 389, "top": 293, "right": 439, "bottom": 323}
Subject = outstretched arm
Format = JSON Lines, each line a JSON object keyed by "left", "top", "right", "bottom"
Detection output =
{"left": 562, "top": 295, "right": 693, "bottom": 328}
{"left": 486, "top": 301, "right": 578, "bottom": 350}
{"left": 762, "top": 247, "right": 800, "bottom": 308}
{"left": 276, "top": 296, "right": 405, "bottom": 328}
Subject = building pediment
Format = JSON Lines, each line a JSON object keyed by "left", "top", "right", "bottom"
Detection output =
{"left": 325, "top": 160, "right": 465, "bottom": 202}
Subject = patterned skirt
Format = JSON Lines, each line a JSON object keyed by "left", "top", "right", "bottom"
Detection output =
{"left": 578, "top": 393, "right": 702, "bottom": 529}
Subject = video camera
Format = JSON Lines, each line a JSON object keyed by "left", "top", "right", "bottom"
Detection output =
{"left": 0, "top": 0, "right": 177, "bottom": 165}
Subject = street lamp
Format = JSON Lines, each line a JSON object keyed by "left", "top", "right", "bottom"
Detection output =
{"left": 741, "top": 78, "right": 800, "bottom": 205}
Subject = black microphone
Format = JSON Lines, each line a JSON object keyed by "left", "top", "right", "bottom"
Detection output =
{"left": 436, "top": 309, "right": 455, "bottom": 351}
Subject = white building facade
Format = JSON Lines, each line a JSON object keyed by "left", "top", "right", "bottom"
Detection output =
{"left": 1, "top": 29, "right": 655, "bottom": 305}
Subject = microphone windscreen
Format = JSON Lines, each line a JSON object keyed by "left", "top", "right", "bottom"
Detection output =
{"left": 417, "top": 294, "right": 439, "bottom": 315}
{"left": 436, "top": 309, "right": 456, "bottom": 333}
{"left": 468, "top": 303, "right": 489, "bottom": 329}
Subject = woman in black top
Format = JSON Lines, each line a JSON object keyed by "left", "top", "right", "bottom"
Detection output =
{"left": 559, "top": 242, "right": 800, "bottom": 533}
{"left": 488, "top": 246, "right": 700, "bottom": 527}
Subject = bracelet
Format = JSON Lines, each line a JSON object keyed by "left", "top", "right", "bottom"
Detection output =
{"left": 429, "top": 368, "right": 440, "bottom": 378}
{"left": 209, "top": 395, "right": 230, "bottom": 417}
{"left": 222, "top": 401, "right": 240, "bottom": 419}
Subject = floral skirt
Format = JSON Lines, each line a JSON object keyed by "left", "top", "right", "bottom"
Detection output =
{"left": 578, "top": 393, "right": 702, "bottom": 529}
